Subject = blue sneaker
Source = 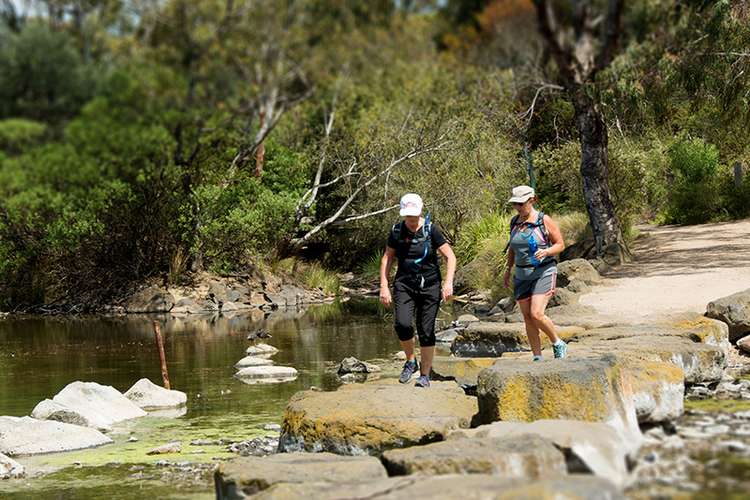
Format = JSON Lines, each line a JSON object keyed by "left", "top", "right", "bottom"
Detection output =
{"left": 399, "top": 359, "right": 419, "bottom": 384}
{"left": 553, "top": 340, "right": 568, "bottom": 359}
{"left": 415, "top": 375, "right": 430, "bottom": 388}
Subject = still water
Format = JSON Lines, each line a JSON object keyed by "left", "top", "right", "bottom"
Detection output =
{"left": 0, "top": 301, "right": 406, "bottom": 499}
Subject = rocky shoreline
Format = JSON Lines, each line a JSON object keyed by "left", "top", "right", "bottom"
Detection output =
{"left": 213, "top": 259, "right": 750, "bottom": 499}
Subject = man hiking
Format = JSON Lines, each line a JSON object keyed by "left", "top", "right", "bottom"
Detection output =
{"left": 379, "top": 193, "right": 456, "bottom": 388}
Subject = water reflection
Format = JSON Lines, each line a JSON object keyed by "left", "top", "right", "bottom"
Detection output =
{"left": 0, "top": 300, "right": 394, "bottom": 422}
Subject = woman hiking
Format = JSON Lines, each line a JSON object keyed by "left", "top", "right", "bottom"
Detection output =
{"left": 380, "top": 193, "right": 456, "bottom": 388}
{"left": 503, "top": 185, "right": 567, "bottom": 361}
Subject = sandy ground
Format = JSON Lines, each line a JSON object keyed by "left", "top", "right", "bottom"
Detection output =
{"left": 579, "top": 219, "right": 750, "bottom": 323}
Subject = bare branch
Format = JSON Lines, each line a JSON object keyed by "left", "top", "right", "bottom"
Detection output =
{"left": 332, "top": 205, "right": 400, "bottom": 226}
{"left": 289, "top": 137, "right": 452, "bottom": 249}
{"left": 518, "top": 83, "right": 564, "bottom": 126}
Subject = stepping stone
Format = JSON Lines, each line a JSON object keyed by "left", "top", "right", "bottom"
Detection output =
{"left": 279, "top": 380, "right": 477, "bottom": 455}
{"left": 235, "top": 356, "right": 275, "bottom": 368}
{"left": 246, "top": 344, "right": 279, "bottom": 356}
{"left": 235, "top": 366, "right": 298, "bottom": 384}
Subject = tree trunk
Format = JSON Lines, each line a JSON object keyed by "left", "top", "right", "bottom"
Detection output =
{"left": 571, "top": 85, "right": 627, "bottom": 263}
{"left": 254, "top": 110, "right": 266, "bottom": 177}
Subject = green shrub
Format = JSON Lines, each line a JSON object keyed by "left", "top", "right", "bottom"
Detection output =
{"left": 0, "top": 119, "right": 46, "bottom": 153}
{"left": 300, "top": 262, "right": 341, "bottom": 295}
{"left": 664, "top": 138, "right": 723, "bottom": 224}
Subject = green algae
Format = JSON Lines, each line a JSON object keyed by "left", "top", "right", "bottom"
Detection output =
{"left": 684, "top": 399, "right": 750, "bottom": 413}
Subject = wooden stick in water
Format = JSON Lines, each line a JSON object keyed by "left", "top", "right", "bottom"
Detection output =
{"left": 152, "top": 320, "right": 171, "bottom": 390}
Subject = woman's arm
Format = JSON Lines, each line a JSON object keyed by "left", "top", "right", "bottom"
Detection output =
{"left": 379, "top": 246, "right": 396, "bottom": 306}
{"left": 503, "top": 248, "right": 515, "bottom": 288}
{"left": 537, "top": 215, "right": 565, "bottom": 259}
{"left": 437, "top": 243, "right": 456, "bottom": 300}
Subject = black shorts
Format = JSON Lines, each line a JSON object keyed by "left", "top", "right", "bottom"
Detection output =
{"left": 392, "top": 278, "right": 441, "bottom": 347}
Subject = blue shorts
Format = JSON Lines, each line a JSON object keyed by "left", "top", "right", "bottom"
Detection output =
{"left": 513, "top": 265, "right": 557, "bottom": 301}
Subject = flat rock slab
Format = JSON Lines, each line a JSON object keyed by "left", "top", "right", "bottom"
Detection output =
{"left": 246, "top": 344, "right": 279, "bottom": 356}
{"left": 576, "top": 334, "right": 726, "bottom": 384}
{"left": 381, "top": 434, "right": 566, "bottom": 478}
{"left": 0, "top": 416, "right": 112, "bottom": 456}
{"left": 431, "top": 357, "right": 496, "bottom": 387}
{"left": 451, "top": 419, "right": 634, "bottom": 488}
{"left": 235, "top": 366, "right": 298, "bottom": 384}
{"left": 124, "top": 378, "right": 187, "bottom": 410}
{"left": 215, "top": 452, "right": 387, "bottom": 498}
{"left": 475, "top": 355, "right": 640, "bottom": 445}
{"left": 250, "top": 474, "right": 624, "bottom": 500}
{"left": 279, "top": 380, "right": 477, "bottom": 455}
{"left": 451, "top": 322, "right": 584, "bottom": 357}
{"left": 50, "top": 381, "right": 147, "bottom": 429}
{"left": 234, "top": 356, "right": 275, "bottom": 368}
{"left": 706, "top": 288, "right": 750, "bottom": 342}
{"left": 1, "top": 452, "right": 24, "bottom": 479}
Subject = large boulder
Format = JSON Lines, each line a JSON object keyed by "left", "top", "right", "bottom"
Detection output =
{"left": 0, "top": 416, "right": 112, "bottom": 455}
{"left": 706, "top": 289, "right": 750, "bottom": 342}
{"left": 475, "top": 355, "right": 641, "bottom": 445}
{"left": 1, "top": 453, "right": 24, "bottom": 479}
{"left": 124, "top": 286, "right": 174, "bottom": 313}
{"left": 50, "top": 381, "right": 147, "bottom": 430}
{"left": 250, "top": 475, "right": 624, "bottom": 500}
{"left": 431, "top": 357, "right": 496, "bottom": 387}
{"left": 124, "top": 378, "right": 187, "bottom": 410}
{"left": 622, "top": 360, "right": 684, "bottom": 423}
{"left": 215, "top": 453, "right": 387, "bottom": 499}
{"left": 278, "top": 380, "right": 477, "bottom": 455}
{"left": 450, "top": 322, "right": 584, "bottom": 357}
{"left": 31, "top": 399, "right": 107, "bottom": 431}
{"left": 381, "top": 434, "right": 566, "bottom": 478}
{"left": 450, "top": 420, "right": 635, "bottom": 488}
{"left": 556, "top": 259, "right": 602, "bottom": 287}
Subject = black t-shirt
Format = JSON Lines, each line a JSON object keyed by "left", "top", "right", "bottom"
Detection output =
{"left": 387, "top": 220, "right": 447, "bottom": 281}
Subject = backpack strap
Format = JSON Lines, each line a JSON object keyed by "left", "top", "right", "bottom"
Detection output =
{"left": 503, "top": 215, "right": 520, "bottom": 254}
{"left": 536, "top": 211, "right": 550, "bottom": 246}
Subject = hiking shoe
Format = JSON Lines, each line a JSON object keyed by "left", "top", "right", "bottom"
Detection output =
{"left": 553, "top": 341, "right": 568, "bottom": 359}
{"left": 415, "top": 375, "right": 430, "bottom": 388}
{"left": 399, "top": 359, "right": 419, "bottom": 384}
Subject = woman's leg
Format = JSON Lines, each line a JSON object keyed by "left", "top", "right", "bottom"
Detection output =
{"left": 415, "top": 282, "right": 441, "bottom": 376}
{"left": 529, "top": 292, "right": 560, "bottom": 344}
{"left": 518, "top": 298, "right": 542, "bottom": 356}
{"left": 393, "top": 281, "right": 417, "bottom": 360}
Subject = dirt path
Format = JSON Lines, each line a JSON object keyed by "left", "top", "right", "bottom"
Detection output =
{"left": 579, "top": 219, "right": 750, "bottom": 322}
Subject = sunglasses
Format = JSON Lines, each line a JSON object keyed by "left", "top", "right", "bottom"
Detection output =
{"left": 512, "top": 202, "right": 526, "bottom": 207}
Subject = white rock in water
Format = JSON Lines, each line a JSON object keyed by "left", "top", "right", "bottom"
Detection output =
{"left": 31, "top": 399, "right": 111, "bottom": 432}
{"left": 146, "top": 441, "right": 182, "bottom": 455}
{"left": 235, "top": 366, "right": 297, "bottom": 384}
{"left": 124, "top": 378, "right": 187, "bottom": 410}
{"left": 246, "top": 343, "right": 279, "bottom": 356}
{"left": 1, "top": 453, "right": 25, "bottom": 479}
{"left": 0, "top": 416, "right": 112, "bottom": 456}
{"left": 234, "top": 356, "right": 275, "bottom": 368}
{"left": 51, "top": 381, "right": 147, "bottom": 429}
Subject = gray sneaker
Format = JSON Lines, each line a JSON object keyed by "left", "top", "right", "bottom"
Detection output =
{"left": 415, "top": 375, "right": 430, "bottom": 388}
{"left": 553, "top": 340, "right": 568, "bottom": 359}
{"left": 399, "top": 359, "right": 419, "bottom": 384}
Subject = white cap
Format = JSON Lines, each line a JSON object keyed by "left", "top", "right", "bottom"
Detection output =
{"left": 507, "top": 185, "right": 535, "bottom": 204}
{"left": 399, "top": 193, "right": 423, "bottom": 216}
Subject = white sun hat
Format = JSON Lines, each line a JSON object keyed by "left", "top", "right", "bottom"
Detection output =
{"left": 507, "top": 185, "right": 536, "bottom": 204}
{"left": 399, "top": 193, "right": 423, "bottom": 216}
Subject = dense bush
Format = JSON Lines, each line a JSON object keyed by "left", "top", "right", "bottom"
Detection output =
{"left": 664, "top": 138, "right": 722, "bottom": 224}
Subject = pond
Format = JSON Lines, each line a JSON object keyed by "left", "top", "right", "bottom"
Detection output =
{"left": 0, "top": 300, "right": 419, "bottom": 499}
